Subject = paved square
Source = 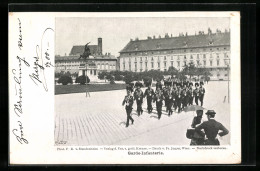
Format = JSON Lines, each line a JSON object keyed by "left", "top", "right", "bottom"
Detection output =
{"left": 55, "top": 81, "right": 230, "bottom": 146}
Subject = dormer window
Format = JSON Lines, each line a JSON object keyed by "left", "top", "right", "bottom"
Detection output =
{"left": 156, "top": 43, "right": 161, "bottom": 49}
{"left": 134, "top": 44, "right": 139, "bottom": 51}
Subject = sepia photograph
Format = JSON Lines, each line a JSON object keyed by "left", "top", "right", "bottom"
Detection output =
{"left": 54, "top": 17, "right": 231, "bottom": 146}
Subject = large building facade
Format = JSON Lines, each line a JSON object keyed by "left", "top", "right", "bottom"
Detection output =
{"left": 118, "top": 30, "right": 230, "bottom": 80}
{"left": 55, "top": 38, "right": 117, "bottom": 81}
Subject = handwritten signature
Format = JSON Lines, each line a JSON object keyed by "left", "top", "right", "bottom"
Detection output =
{"left": 12, "top": 56, "right": 30, "bottom": 117}
{"left": 18, "top": 18, "right": 23, "bottom": 50}
{"left": 12, "top": 121, "right": 28, "bottom": 144}
{"left": 29, "top": 28, "right": 54, "bottom": 92}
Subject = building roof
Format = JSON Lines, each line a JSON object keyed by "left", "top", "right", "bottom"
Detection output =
{"left": 120, "top": 32, "right": 230, "bottom": 53}
{"left": 55, "top": 55, "right": 117, "bottom": 62}
{"left": 69, "top": 45, "right": 98, "bottom": 55}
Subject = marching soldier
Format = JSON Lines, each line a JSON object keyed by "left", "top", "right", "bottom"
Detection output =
{"left": 122, "top": 86, "right": 134, "bottom": 128}
{"left": 193, "top": 83, "right": 200, "bottom": 105}
{"left": 144, "top": 81, "right": 155, "bottom": 114}
{"left": 165, "top": 81, "right": 174, "bottom": 116}
{"left": 175, "top": 83, "right": 182, "bottom": 113}
{"left": 199, "top": 81, "right": 206, "bottom": 106}
{"left": 172, "top": 82, "right": 178, "bottom": 111}
{"left": 195, "top": 110, "right": 229, "bottom": 145}
{"left": 134, "top": 81, "right": 144, "bottom": 116}
{"left": 153, "top": 84, "right": 164, "bottom": 120}
{"left": 187, "top": 82, "right": 194, "bottom": 105}
{"left": 163, "top": 81, "right": 169, "bottom": 111}
{"left": 181, "top": 83, "right": 189, "bottom": 110}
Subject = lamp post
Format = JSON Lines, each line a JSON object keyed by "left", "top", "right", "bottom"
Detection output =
{"left": 224, "top": 58, "right": 230, "bottom": 103}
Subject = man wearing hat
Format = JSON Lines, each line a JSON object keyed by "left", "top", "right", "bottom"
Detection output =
{"left": 163, "top": 81, "right": 170, "bottom": 111}
{"left": 122, "top": 87, "right": 134, "bottom": 128}
{"left": 199, "top": 81, "right": 206, "bottom": 106}
{"left": 193, "top": 83, "right": 200, "bottom": 105}
{"left": 144, "top": 81, "right": 155, "bottom": 114}
{"left": 172, "top": 82, "right": 178, "bottom": 111}
{"left": 195, "top": 110, "right": 229, "bottom": 145}
{"left": 165, "top": 81, "right": 174, "bottom": 116}
{"left": 134, "top": 81, "right": 144, "bottom": 116}
{"left": 181, "top": 82, "right": 189, "bottom": 110}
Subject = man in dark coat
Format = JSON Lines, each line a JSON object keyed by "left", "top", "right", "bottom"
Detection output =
{"left": 175, "top": 83, "right": 182, "bottom": 113}
{"left": 199, "top": 81, "right": 206, "bottom": 106}
{"left": 122, "top": 87, "right": 134, "bottom": 128}
{"left": 193, "top": 83, "right": 200, "bottom": 105}
{"left": 187, "top": 82, "right": 194, "bottom": 105}
{"left": 195, "top": 110, "right": 229, "bottom": 145}
{"left": 153, "top": 85, "right": 164, "bottom": 120}
{"left": 144, "top": 81, "right": 155, "bottom": 113}
{"left": 134, "top": 82, "right": 144, "bottom": 116}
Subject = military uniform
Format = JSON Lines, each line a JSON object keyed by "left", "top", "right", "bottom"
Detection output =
{"left": 144, "top": 86, "right": 155, "bottom": 113}
{"left": 193, "top": 83, "right": 200, "bottom": 105}
{"left": 163, "top": 85, "right": 169, "bottom": 110}
{"left": 187, "top": 83, "right": 194, "bottom": 105}
{"left": 199, "top": 84, "right": 205, "bottom": 106}
{"left": 165, "top": 87, "right": 174, "bottom": 116}
{"left": 122, "top": 93, "right": 134, "bottom": 127}
{"left": 153, "top": 88, "right": 164, "bottom": 119}
{"left": 175, "top": 84, "right": 182, "bottom": 113}
{"left": 181, "top": 86, "right": 189, "bottom": 109}
{"left": 134, "top": 82, "right": 144, "bottom": 116}
{"left": 195, "top": 110, "right": 229, "bottom": 145}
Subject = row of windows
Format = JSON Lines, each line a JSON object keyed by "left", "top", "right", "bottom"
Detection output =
{"left": 126, "top": 47, "right": 229, "bottom": 56}
{"left": 123, "top": 53, "right": 229, "bottom": 62}
{"left": 122, "top": 59, "right": 228, "bottom": 70}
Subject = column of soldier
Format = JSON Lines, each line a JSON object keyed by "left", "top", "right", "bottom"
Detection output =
{"left": 122, "top": 79, "right": 205, "bottom": 128}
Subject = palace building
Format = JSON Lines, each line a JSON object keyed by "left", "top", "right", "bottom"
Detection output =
{"left": 55, "top": 38, "right": 117, "bottom": 81}
{"left": 118, "top": 29, "right": 230, "bottom": 80}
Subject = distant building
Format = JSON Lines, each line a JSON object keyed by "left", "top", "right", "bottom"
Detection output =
{"left": 55, "top": 38, "right": 117, "bottom": 81}
{"left": 118, "top": 29, "right": 231, "bottom": 80}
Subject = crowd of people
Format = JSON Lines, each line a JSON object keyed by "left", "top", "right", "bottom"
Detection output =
{"left": 122, "top": 79, "right": 206, "bottom": 123}
{"left": 122, "top": 79, "right": 229, "bottom": 145}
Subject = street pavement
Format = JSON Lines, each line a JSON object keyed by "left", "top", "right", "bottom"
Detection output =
{"left": 55, "top": 81, "right": 230, "bottom": 146}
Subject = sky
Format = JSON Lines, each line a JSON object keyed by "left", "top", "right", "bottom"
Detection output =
{"left": 55, "top": 17, "right": 230, "bottom": 57}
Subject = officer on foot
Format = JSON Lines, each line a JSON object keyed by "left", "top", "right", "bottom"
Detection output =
{"left": 199, "top": 81, "right": 205, "bottom": 106}
{"left": 144, "top": 81, "right": 155, "bottom": 114}
{"left": 175, "top": 83, "right": 182, "bottom": 113}
{"left": 122, "top": 86, "right": 134, "bottom": 128}
{"left": 153, "top": 84, "right": 164, "bottom": 120}
{"left": 134, "top": 81, "right": 144, "bottom": 116}
{"left": 187, "top": 82, "right": 194, "bottom": 105}
{"left": 193, "top": 83, "right": 200, "bottom": 105}
{"left": 195, "top": 110, "right": 229, "bottom": 145}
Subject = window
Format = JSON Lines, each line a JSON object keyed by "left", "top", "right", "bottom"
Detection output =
{"left": 191, "top": 55, "right": 193, "bottom": 59}
{"left": 151, "top": 62, "right": 154, "bottom": 68}
{"left": 210, "top": 61, "right": 213, "bottom": 66}
{"left": 203, "top": 54, "right": 206, "bottom": 59}
{"left": 129, "top": 58, "right": 131, "bottom": 62}
{"left": 151, "top": 57, "right": 154, "bottom": 61}
{"left": 140, "top": 62, "right": 142, "bottom": 69}
{"left": 135, "top": 63, "right": 137, "bottom": 71}
{"left": 94, "top": 70, "right": 96, "bottom": 75}
{"left": 217, "top": 53, "right": 219, "bottom": 58}
{"left": 129, "top": 53, "right": 131, "bottom": 56}
{"left": 129, "top": 63, "right": 131, "bottom": 70}
{"left": 177, "top": 61, "right": 180, "bottom": 67}
{"left": 190, "top": 49, "right": 193, "bottom": 52}
{"left": 123, "top": 63, "right": 125, "bottom": 70}
{"left": 184, "top": 50, "right": 186, "bottom": 52}
{"left": 184, "top": 61, "right": 186, "bottom": 66}
{"left": 145, "top": 62, "right": 147, "bottom": 69}
{"left": 197, "top": 54, "right": 199, "bottom": 59}
{"left": 171, "top": 61, "right": 173, "bottom": 66}
{"left": 146, "top": 57, "right": 148, "bottom": 61}
{"left": 140, "top": 57, "right": 142, "bottom": 61}
{"left": 217, "top": 60, "right": 220, "bottom": 66}
{"left": 164, "top": 62, "right": 167, "bottom": 68}
{"left": 164, "top": 56, "right": 166, "bottom": 60}
{"left": 135, "top": 57, "right": 137, "bottom": 61}
{"left": 203, "top": 60, "right": 206, "bottom": 66}
{"left": 197, "top": 60, "right": 200, "bottom": 65}
{"left": 177, "top": 56, "right": 180, "bottom": 60}
{"left": 158, "top": 62, "right": 160, "bottom": 68}
{"left": 171, "top": 56, "right": 173, "bottom": 60}
{"left": 184, "top": 55, "right": 186, "bottom": 59}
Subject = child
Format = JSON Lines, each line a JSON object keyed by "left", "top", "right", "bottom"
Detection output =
{"left": 190, "top": 110, "right": 205, "bottom": 145}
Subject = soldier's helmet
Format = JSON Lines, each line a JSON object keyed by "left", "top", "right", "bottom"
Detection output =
{"left": 189, "top": 82, "right": 194, "bottom": 86}
{"left": 135, "top": 81, "right": 143, "bottom": 88}
{"left": 195, "top": 82, "right": 199, "bottom": 87}
{"left": 145, "top": 80, "right": 152, "bottom": 87}
{"left": 200, "top": 81, "right": 204, "bottom": 85}
{"left": 126, "top": 85, "right": 133, "bottom": 93}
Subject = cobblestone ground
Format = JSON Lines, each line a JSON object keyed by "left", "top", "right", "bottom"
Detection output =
{"left": 55, "top": 81, "right": 230, "bottom": 146}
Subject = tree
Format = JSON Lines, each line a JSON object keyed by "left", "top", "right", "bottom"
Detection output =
{"left": 75, "top": 75, "right": 90, "bottom": 85}
{"left": 167, "top": 66, "right": 178, "bottom": 77}
{"left": 182, "top": 62, "right": 196, "bottom": 81}
{"left": 124, "top": 73, "right": 134, "bottom": 84}
{"left": 58, "top": 75, "right": 73, "bottom": 85}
